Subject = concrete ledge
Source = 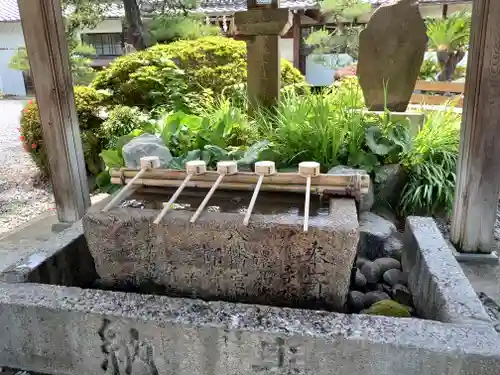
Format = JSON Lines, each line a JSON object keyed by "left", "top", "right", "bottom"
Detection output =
{"left": 0, "top": 282, "right": 499, "bottom": 375}
{"left": 403, "top": 216, "right": 492, "bottom": 325}
{"left": 51, "top": 222, "right": 73, "bottom": 233}
{"left": 453, "top": 249, "right": 500, "bottom": 265}
{"left": 0, "top": 222, "right": 97, "bottom": 287}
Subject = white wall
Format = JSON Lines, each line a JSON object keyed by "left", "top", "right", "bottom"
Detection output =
{"left": 419, "top": 3, "right": 471, "bottom": 18}
{"left": 0, "top": 22, "right": 27, "bottom": 96}
{"left": 80, "top": 19, "right": 123, "bottom": 34}
{"left": 280, "top": 38, "right": 294, "bottom": 63}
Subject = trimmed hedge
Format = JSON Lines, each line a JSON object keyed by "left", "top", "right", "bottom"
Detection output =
{"left": 92, "top": 53, "right": 196, "bottom": 111}
{"left": 20, "top": 86, "right": 109, "bottom": 177}
{"left": 92, "top": 36, "right": 306, "bottom": 109}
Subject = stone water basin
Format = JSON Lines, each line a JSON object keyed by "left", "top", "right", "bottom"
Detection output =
{"left": 0, "top": 216, "right": 498, "bottom": 375}
{"left": 82, "top": 188, "right": 359, "bottom": 311}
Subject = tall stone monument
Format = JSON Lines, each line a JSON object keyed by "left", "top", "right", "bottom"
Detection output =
{"left": 357, "top": 0, "right": 427, "bottom": 112}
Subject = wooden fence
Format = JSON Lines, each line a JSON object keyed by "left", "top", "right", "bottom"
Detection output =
{"left": 410, "top": 81, "right": 465, "bottom": 107}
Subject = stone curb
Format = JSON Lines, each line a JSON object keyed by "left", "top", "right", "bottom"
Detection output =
{"left": 1, "top": 219, "right": 500, "bottom": 374}
{"left": 0, "top": 282, "right": 499, "bottom": 375}
{"left": 403, "top": 216, "right": 492, "bottom": 325}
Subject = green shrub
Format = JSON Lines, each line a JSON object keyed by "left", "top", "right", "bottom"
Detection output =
{"left": 280, "top": 58, "right": 306, "bottom": 86}
{"left": 73, "top": 86, "right": 110, "bottom": 130}
{"left": 419, "top": 57, "right": 439, "bottom": 81}
{"left": 92, "top": 51, "right": 195, "bottom": 111}
{"left": 156, "top": 36, "right": 305, "bottom": 92}
{"left": 151, "top": 37, "right": 246, "bottom": 94}
{"left": 100, "top": 105, "right": 155, "bottom": 148}
{"left": 148, "top": 14, "right": 220, "bottom": 44}
{"left": 20, "top": 86, "right": 109, "bottom": 178}
{"left": 92, "top": 36, "right": 306, "bottom": 111}
{"left": 399, "top": 105, "right": 460, "bottom": 216}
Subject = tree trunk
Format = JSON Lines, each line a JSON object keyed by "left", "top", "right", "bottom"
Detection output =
{"left": 123, "top": 0, "right": 147, "bottom": 50}
{"left": 436, "top": 49, "right": 465, "bottom": 81}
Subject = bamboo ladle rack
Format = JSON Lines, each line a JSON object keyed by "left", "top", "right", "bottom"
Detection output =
{"left": 109, "top": 168, "right": 370, "bottom": 198}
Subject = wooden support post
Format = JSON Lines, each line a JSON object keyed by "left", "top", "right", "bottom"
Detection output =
{"left": 292, "top": 10, "right": 301, "bottom": 70}
{"left": 450, "top": 0, "right": 500, "bottom": 253}
{"left": 17, "top": 0, "right": 90, "bottom": 223}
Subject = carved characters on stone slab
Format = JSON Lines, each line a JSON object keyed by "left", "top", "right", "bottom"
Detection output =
{"left": 252, "top": 337, "right": 306, "bottom": 373}
{"left": 99, "top": 319, "right": 159, "bottom": 375}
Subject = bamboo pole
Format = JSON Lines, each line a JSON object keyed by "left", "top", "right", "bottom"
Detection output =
{"left": 243, "top": 161, "right": 276, "bottom": 226}
{"left": 299, "top": 162, "right": 320, "bottom": 232}
{"left": 110, "top": 177, "right": 367, "bottom": 195}
{"left": 153, "top": 160, "right": 207, "bottom": 225}
{"left": 103, "top": 156, "right": 160, "bottom": 212}
{"left": 110, "top": 168, "right": 369, "bottom": 189}
{"left": 190, "top": 161, "right": 238, "bottom": 223}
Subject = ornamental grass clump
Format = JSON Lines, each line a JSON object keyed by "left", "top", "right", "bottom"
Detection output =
{"left": 399, "top": 105, "right": 461, "bottom": 215}
{"left": 254, "top": 77, "right": 408, "bottom": 173}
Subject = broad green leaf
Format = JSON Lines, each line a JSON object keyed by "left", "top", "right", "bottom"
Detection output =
{"left": 237, "top": 140, "right": 270, "bottom": 166}
{"left": 204, "top": 145, "right": 230, "bottom": 163}
{"left": 258, "top": 148, "right": 280, "bottom": 163}
{"left": 167, "top": 156, "right": 186, "bottom": 170}
{"left": 100, "top": 149, "right": 123, "bottom": 169}
{"left": 96, "top": 169, "right": 111, "bottom": 188}
{"left": 167, "top": 150, "right": 201, "bottom": 170}
{"left": 160, "top": 111, "right": 184, "bottom": 144}
{"left": 388, "top": 125, "right": 412, "bottom": 153}
{"left": 365, "top": 126, "right": 393, "bottom": 156}
{"left": 201, "top": 149, "right": 211, "bottom": 164}
{"left": 184, "top": 149, "right": 201, "bottom": 162}
{"left": 181, "top": 114, "right": 203, "bottom": 131}
{"left": 347, "top": 150, "right": 379, "bottom": 172}
{"left": 227, "top": 146, "right": 246, "bottom": 160}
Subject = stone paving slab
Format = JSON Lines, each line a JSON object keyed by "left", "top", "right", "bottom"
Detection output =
{"left": 462, "top": 263, "right": 500, "bottom": 301}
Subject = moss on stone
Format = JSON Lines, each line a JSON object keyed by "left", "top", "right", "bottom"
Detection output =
{"left": 363, "top": 300, "right": 411, "bottom": 318}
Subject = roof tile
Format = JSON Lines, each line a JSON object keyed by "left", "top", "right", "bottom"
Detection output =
{"left": 0, "top": 0, "right": 472, "bottom": 22}
{"left": 0, "top": 0, "right": 19, "bottom": 22}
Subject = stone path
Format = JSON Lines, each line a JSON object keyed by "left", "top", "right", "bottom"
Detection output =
{"left": 0, "top": 100, "right": 54, "bottom": 237}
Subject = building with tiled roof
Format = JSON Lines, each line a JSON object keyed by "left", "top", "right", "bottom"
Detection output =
{"left": 0, "top": 0, "right": 473, "bottom": 96}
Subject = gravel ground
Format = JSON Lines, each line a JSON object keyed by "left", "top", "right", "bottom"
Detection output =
{"left": 0, "top": 100, "right": 54, "bottom": 237}
{"left": 434, "top": 203, "right": 500, "bottom": 254}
